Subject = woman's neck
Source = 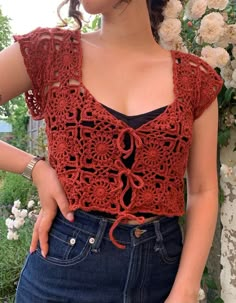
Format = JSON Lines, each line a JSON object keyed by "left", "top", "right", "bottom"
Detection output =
{"left": 98, "top": 0, "right": 157, "bottom": 51}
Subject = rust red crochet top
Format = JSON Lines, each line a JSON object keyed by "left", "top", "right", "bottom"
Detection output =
{"left": 14, "top": 27, "right": 223, "bottom": 248}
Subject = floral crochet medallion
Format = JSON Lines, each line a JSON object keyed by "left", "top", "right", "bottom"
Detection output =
{"left": 14, "top": 27, "right": 223, "bottom": 248}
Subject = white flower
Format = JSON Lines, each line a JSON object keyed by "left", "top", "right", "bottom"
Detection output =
{"left": 158, "top": 18, "right": 182, "bottom": 43}
{"left": 221, "top": 65, "right": 233, "bottom": 83}
{"left": 201, "top": 46, "right": 229, "bottom": 68}
{"left": 225, "top": 24, "right": 236, "bottom": 44}
{"left": 13, "top": 218, "right": 25, "bottom": 229}
{"left": 201, "top": 46, "right": 218, "bottom": 68}
{"left": 214, "top": 31, "right": 229, "bottom": 48}
{"left": 199, "top": 12, "right": 225, "bottom": 43}
{"left": 7, "top": 230, "right": 19, "bottom": 240}
{"left": 231, "top": 60, "right": 236, "bottom": 70}
{"left": 232, "top": 69, "right": 236, "bottom": 82}
{"left": 20, "top": 209, "right": 28, "bottom": 219}
{"left": 27, "top": 200, "right": 35, "bottom": 209}
{"left": 198, "top": 288, "right": 206, "bottom": 301}
{"left": 185, "top": 0, "right": 208, "bottom": 20}
{"left": 163, "top": 0, "right": 183, "bottom": 19}
{"left": 11, "top": 206, "right": 21, "bottom": 218}
{"left": 13, "top": 200, "right": 21, "bottom": 208}
{"left": 230, "top": 80, "right": 236, "bottom": 88}
{"left": 160, "top": 35, "right": 188, "bottom": 52}
{"left": 232, "top": 46, "right": 236, "bottom": 59}
{"left": 215, "top": 48, "right": 230, "bottom": 68}
{"left": 28, "top": 211, "right": 34, "bottom": 219}
{"left": 207, "top": 0, "right": 229, "bottom": 10}
{"left": 5, "top": 218, "right": 14, "bottom": 229}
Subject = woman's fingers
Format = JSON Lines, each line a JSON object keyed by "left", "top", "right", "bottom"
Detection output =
{"left": 38, "top": 209, "right": 57, "bottom": 258}
{"left": 30, "top": 210, "right": 43, "bottom": 253}
{"left": 54, "top": 189, "right": 74, "bottom": 222}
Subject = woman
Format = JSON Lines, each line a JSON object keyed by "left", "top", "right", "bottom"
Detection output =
{"left": 0, "top": 0, "right": 223, "bottom": 302}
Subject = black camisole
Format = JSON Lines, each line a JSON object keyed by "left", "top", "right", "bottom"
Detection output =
{"left": 91, "top": 104, "right": 168, "bottom": 219}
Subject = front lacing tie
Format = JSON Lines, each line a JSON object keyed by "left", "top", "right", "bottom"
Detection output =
{"left": 109, "top": 213, "right": 145, "bottom": 249}
{"left": 114, "top": 159, "right": 144, "bottom": 209}
{"left": 117, "top": 127, "right": 143, "bottom": 159}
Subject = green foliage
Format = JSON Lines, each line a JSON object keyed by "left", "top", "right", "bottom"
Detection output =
{"left": 82, "top": 14, "right": 101, "bottom": 32}
{"left": 0, "top": 7, "right": 11, "bottom": 51}
{"left": 5, "top": 96, "right": 29, "bottom": 150}
{"left": 201, "top": 266, "right": 224, "bottom": 303}
{"left": 0, "top": 172, "right": 37, "bottom": 208}
{"left": 0, "top": 216, "right": 32, "bottom": 301}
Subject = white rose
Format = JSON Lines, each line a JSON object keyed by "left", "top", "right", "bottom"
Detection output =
{"left": 199, "top": 13, "right": 225, "bottom": 43}
{"left": 13, "top": 218, "right": 25, "bottom": 229}
{"left": 185, "top": 0, "right": 208, "bottom": 20}
{"left": 201, "top": 46, "right": 218, "bottom": 68}
{"left": 230, "top": 80, "right": 236, "bottom": 88}
{"left": 232, "top": 46, "right": 236, "bottom": 59}
{"left": 7, "top": 230, "right": 19, "bottom": 240}
{"left": 158, "top": 19, "right": 182, "bottom": 43}
{"left": 214, "top": 30, "right": 229, "bottom": 48}
{"left": 13, "top": 200, "right": 21, "bottom": 208}
{"left": 215, "top": 48, "right": 230, "bottom": 68}
{"left": 231, "top": 60, "right": 236, "bottom": 70}
{"left": 232, "top": 69, "right": 236, "bottom": 82}
{"left": 27, "top": 200, "right": 35, "bottom": 209}
{"left": 5, "top": 218, "right": 14, "bottom": 229}
{"left": 160, "top": 35, "right": 188, "bottom": 52}
{"left": 225, "top": 24, "right": 236, "bottom": 44}
{"left": 200, "top": 56, "right": 218, "bottom": 68}
{"left": 207, "top": 0, "right": 229, "bottom": 10}
{"left": 198, "top": 288, "right": 206, "bottom": 301}
{"left": 221, "top": 65, "right": 233, "bottom": 82}
{"left": 163, "top": 0, "right": 183, "bottom": 19}
{"left": 11, "top": 206, "right": 21, "bottom": 218}
{"left": 20, "top": 209, "right": 28, "bottom": 219}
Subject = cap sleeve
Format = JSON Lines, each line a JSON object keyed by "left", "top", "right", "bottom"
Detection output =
{"left": 194, "top": 58, "right": 223, "bottom": 120}
{"left": 14, "top": 27, "right": 52, "bottom": 119}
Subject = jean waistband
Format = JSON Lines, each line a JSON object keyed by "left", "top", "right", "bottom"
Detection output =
{"left": 56, "top": 209, "right": 179, "bottom": 250}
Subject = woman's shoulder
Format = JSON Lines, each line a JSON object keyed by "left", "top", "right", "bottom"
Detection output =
{"left": 14, "top": 26, "right": 80, "bottom": 43}
{"left": 172, "top": 49, "right": 220, "bottom": 76}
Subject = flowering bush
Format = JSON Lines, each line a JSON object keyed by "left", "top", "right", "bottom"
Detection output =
{"left": 158, "top": 0, "right": 236, "bottom": 149}
{"left": 5, "top": 199, "right": 40, "bottom": 241}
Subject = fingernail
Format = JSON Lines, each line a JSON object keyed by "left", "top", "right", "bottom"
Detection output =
{"left": 41, "top": 251, "right": 47, "bottom": 259}
{"left": 66, "top": 212, "right": 74, "bottom": 222}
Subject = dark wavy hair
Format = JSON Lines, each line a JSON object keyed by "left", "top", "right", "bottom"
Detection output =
{"left": 57, "top": 0, "right": 169, "bottom": 41}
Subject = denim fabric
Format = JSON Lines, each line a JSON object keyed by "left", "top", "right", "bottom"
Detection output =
{"left": 16, "top": 210, "right": 183, "bottom": 303}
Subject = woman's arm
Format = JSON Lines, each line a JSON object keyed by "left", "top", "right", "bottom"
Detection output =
{"left": 0, "top": 42, "right": 31, "bottom": 104}
{"left": 165, "top": 100, "right": 219, "bottom": 302}
{"left": 0, "top": 44, "right": 73, "bottom": 257}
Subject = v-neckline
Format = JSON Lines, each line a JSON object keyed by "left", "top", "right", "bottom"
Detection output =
{"left": 76, "top": 30, "right": 179, "bottom": 132}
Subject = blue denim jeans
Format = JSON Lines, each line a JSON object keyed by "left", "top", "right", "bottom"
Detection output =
{"left": 16, "top": 210, "right": 183, "bottom": 303}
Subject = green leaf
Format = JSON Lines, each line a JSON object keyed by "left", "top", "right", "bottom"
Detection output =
{"left": 205, "top": 278, "right": 218, "bottom": 290}
{"left": 213, "top": 297, "right": 224, "bottom": 303}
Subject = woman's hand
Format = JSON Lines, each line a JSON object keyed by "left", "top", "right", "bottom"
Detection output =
{"left": 164, "top": 289, "right": 199, "bottom": 303}
{"left": 29, "top": 160, "right": 74, "bottom": 258}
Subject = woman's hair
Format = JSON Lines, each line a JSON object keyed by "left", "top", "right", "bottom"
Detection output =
{"left": 57, "top": 0, "right": 169, "bottom": 41}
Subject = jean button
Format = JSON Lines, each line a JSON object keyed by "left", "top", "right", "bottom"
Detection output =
{"left": 134, "top": 228, "right": 146, "bottom": 238}
{"left": 69, "top": 238, "right": 76, "bottom": 246}
{"left": 89, "top": 237, "right": 95, "bottom": 244}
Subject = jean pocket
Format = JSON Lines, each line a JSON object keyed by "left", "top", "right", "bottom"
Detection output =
{"left": 36, "top": 220, "right": 92, "bottom": 266}
{"left": 159, "top": 225, "right": 183, "bottom": 265}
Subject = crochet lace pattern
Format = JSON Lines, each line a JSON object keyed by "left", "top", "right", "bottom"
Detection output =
{"left": 14, "top": 27, "right": 223, "bottom": 248}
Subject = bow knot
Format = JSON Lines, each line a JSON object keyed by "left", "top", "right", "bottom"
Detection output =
{"left": 117, "top": 128, "right": 143, "bottom": 159}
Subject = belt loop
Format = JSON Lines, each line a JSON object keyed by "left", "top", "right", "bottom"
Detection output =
{"left": 153, "top": 221, "right": 164, "bottom": 252}
{"left": 91, "top": 218, "right": 108, "bottom": 253}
